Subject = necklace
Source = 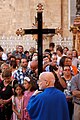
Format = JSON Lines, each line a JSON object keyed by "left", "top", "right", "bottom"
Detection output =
{"left": 2, "top": 80, "right": 10, "bottom": 92}
{"left": 2, "top": 87, "right": 6, "bottom": 91}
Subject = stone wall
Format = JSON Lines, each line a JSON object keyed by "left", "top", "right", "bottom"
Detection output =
{"left": 0, "top": 0, "right": 73, "bottom": 51}
{"left": 0, "top": 0, "right": 62, "bottom": 34}
{"left": 0, "top": 35, "right": 73, "bottom": 53}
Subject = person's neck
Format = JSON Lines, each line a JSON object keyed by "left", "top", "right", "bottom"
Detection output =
{"left": 27, "top": 87, "right": 31, "bottom": 91}
{"left": 64, "top": 75, "right": 72, "bottom": 80}
{"left": 4, "top": 80, "right": 10, "bottom": 86}
{"left": 47, "top": 84, "right": 54, "bottom": 88}
{"left": 22, "top": 67, "right": 27, "bottom": 72}
{"left": 12, "top": 68, "right": 16, "bottom": 71}
{"left": 58, "top": 54, "right": 62, "bottom": 57}
{"left": 46, "top": 86, "right": 54, "bottom": 89}
{"left": 17, "top": 95, "right": 23, "bottom": 99}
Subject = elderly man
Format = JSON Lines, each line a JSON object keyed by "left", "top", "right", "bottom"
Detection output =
{"left": 71, "top": 72, "right": 80, "bottom": 120}
{"left": 27, "top": 72, "right": 70, "bottom": 120}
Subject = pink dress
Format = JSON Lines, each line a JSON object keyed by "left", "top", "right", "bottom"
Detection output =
{"left": 22, "top": 91, "right": 34, "bottom": 120}
{"left": 12, "top": 95, "right": 24, "bottom": 120}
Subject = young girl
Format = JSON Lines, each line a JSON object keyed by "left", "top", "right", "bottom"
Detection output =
{"left": 12, "top": 84, "right": 24, "bottom": 120}
{"left": 23, "top": 76, "right": 37, "bottom": 120}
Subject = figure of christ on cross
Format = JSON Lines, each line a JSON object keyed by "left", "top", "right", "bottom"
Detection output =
{"left": 16, "top": 3, "right": 62, "bottom": 76}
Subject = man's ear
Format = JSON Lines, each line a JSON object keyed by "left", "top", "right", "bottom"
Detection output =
{"left": 46, "top": 81, "right": 49, "bottom": 86}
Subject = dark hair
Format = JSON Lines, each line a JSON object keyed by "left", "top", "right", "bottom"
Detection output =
{"left": 49, "top": 42, "right": 55, "bottom": 48}
{"left": 33, "top": 52, "right": 38, "bottom": 54}
{"left": 59, "top": 56, "right": 68, "bottom": 67}
{"left": 9, "top": 55, "right": 16, "bottom": 60}
{"left": 16, "top": 57, "right": 21, "bottom": 61}
{"left": 44, "top": 50, "right": 52, "bottom": 58}
{"left": 56, "top": 45, "right": 61, "bottom": 49}
{"left": 0, "top": 46, "right": 4, "bottom": 52}
{"left": 63, "top": 47, "right": 69, "bottom": 50}
{"left": 10, "top": 60, "right": 17, "bottom": 68}
{"left": 52, "top": 52, "right": 57, "bottom": 55}
{"left": 62, "top": 65, "right": 70, "bottom": 70}
{"left": 21, "top": 58, "right": 28, "bottom": 63}
{"left": 2, "top": 68, "right": 12, "bottom": 78}
{"left": 56, "top": 46, "right": 63, "bottom": 54}
{"left": 24, "top": 50, "right": 29, "bottom": 54}
{"left": 67, "top": 57, "right": 72, "bottom": 60}
{"left": 24, "top": 75, "right": 38, "bottom": 91}
{"left": 44, "top": 49, "right": 51, "bottom": 53}
{"left": 43, "top": 55, "right": 49, "bottom": 59}
{"left": 14, "top": 84, "right": 25, "bottom": 96}
{"left": 72, "top": 49, "right": 78, "bottom": 58}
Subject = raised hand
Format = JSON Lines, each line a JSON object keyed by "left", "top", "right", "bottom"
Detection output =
{"left": 32, "top": 89, "right": 42, "bottom": 96}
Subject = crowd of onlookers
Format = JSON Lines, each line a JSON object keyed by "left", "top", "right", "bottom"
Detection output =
{"left": 0, "top": 43, "right": 80, "bottom": 120}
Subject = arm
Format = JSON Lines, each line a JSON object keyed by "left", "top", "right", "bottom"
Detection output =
{"left": 66, "top": 95, "right": 73, "bottom": 100}
{"left": 56, "top": 70, "right": 67, "bottom": 88}
{"left": 12, "top": 104, "right": 21, "bottom": 119}
{"left": 12, "top": 103, "right": 19, "bottom": 115}
{"left": 72, "top": 90, "right": 80, "bottom": 98}
{"left": 3, "top": 96, "right": 12, "bottom": 104}
{"left": 12, "top": 96, "right": 21, "bottom": 119}
{"left": 32, "top": 90, "right": 43, "bottom": 96}
{"left": 71, "top": 74, "right": 80, "bottom": 98}
{"left": 43, "top": 62, "right": 51, "bottom": 71}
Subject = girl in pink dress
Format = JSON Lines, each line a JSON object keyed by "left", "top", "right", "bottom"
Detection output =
{"left": 23, "top": 76, "right": 38, "bottom": 120}
{"left": 12, "top": 84, "right": 24, "bottom": 120}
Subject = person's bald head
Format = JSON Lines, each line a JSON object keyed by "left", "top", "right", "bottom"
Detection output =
{"left": 39, "top": 72, "right": 55, "bottom": 82}
{"left": 30, "top": 60, "right": 38, "bottom": 71}
{"left": 38, "top": 72, "right": 55, "bottom": 90}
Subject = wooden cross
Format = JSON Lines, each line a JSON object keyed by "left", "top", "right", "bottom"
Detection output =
{"left": 16, "top": 3, "right": 61, "bottom": 76}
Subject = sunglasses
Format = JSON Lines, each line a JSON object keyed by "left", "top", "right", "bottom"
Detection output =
{"left": 64, "top": 69, "right": 70, "bottom": 71}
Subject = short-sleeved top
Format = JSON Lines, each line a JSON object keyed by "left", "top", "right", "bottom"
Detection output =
{"left": 13, "top": 67, "right": 30, "bottom": 84}
{"left": 0, "top": 80, "right": 13, "bottom": 111}
{"left": 71, "top": 73, "right": 80, "bottom": 104}
{"left": 0, "top": 80, "right": 13, "bottom": 100}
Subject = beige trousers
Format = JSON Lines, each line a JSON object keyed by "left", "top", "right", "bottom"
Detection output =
{"left": 74, "top": 103, "right": 80, "bottom": 120}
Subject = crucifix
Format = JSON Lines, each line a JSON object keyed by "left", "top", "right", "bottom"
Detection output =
{"left": 16, "top": 3, "right": 61, "bottom": 76}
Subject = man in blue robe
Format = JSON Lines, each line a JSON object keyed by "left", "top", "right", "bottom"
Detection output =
{"left": 27, "top": 72, "right": 70, "bottom": 120}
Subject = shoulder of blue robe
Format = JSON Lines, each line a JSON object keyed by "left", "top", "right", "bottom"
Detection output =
{"left": 27, "top": 87, "right": 70, "bottom": 120}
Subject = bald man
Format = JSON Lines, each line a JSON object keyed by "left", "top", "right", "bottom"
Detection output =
{"left": 27, "top": 60, "right": 38, "bottom": 79}
{"left": 27, "top": 72, "right": 70, "bottom": 120}
{"left": 30, "top": 60, "right": 38, "bottom": 72}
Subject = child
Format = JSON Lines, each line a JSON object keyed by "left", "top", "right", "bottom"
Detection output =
{"left": 12, "top": 84, "right": 24, "bottom": 120}
{"left": 23, "top": 76, "right": 37, "bottom": 120}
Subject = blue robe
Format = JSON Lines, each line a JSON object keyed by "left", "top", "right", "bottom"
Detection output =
{"left": 27, "top": 87, "right": 70, "bottom": 120}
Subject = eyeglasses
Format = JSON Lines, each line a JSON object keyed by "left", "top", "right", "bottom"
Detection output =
{"left": 64, "top": 69, "right": 70, "bottom": 71}
{"left": 21, "top": 61, "right": 27, "bottom": 63}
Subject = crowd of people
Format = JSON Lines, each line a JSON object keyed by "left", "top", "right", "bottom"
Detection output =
{"left": 0, "top": 43, "right": 80, "bottom": 120}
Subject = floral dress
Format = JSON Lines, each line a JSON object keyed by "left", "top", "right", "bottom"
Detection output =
{"left": 12, "top": 95, "right": 24, "bottom": 120}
